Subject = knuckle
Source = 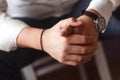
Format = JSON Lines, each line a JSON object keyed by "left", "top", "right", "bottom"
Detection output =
{"left": 62, "top": 44, "right": 69, "bottom": 53}
{"left": 59, "top": 52, "right": 68, "bottom": 63}
{"left": 61, "top": 39, "right": 70, "bottom": 52}
{"left": 81, "top": 47, "right": 88, "bottom": 53}
{"left": 59, "top": 56, "right": 66, "bottom": 64}
{"left": 59, "top": 59, "right": 64, "bottom": 64}
{"left": 78, "top": 57, "right": 82, "bottom": 62}
{"left": 69, "top": 17, "right": 75, "bottom": 22}
{"left": 72, "top": 62, "right": 78, "bottom": 66}
{"left": 59, "top": 20, "right": 65, "bottom": 23}
{"left": 82, "top": 36, "right": 87, "bottom": 43}
{"left": 80, "top": 57, "right": 85, "bottom": 62}
{"left": 59, "top": 52, "right": 65, "bottom": 59}
{"left": 62, "top": 37, "right": 68, "bottom": 44}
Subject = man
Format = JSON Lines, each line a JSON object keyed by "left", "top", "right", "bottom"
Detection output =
{"left": 0, "top": 0, "right": 120, "bottom": 80}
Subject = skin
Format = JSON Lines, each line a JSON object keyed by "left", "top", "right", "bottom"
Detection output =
{"left": 17, "top": 9, "right": 99, "bottom": 66}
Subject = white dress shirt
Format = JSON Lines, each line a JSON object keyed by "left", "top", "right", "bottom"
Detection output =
{"left": 0, "top": 0, "right": 120, "bottom": 52}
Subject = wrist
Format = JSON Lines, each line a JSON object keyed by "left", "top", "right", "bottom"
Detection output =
{"left": 77, "top": 15, "right": 98, "bottom": 32}
{"left": 17, "top": 27, "right": 43, "bottom": 50}
{"left": 80, "top": 9, "right": 106, "bottom": 33}
{"left": 40, "top": 29, "right": 46, "bottom": 51}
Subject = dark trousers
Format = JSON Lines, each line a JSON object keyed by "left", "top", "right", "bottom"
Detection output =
{"left": 0, "top": 0, "right": 120, "bottom": 80}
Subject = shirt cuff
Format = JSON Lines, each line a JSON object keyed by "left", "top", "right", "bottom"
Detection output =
{"left": 86, "top": 0, "right": 115, "bottom": 26}
{"left": 0, "top": 14, "right": 28, "bottom": 52}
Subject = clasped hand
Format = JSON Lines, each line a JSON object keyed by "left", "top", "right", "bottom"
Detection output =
{"left": 42, "top": 16, "right": 98, "bottom": 66}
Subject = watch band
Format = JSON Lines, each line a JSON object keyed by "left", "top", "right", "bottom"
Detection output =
{"left": 81, "top": 10, "right": 98, "bottom": 21}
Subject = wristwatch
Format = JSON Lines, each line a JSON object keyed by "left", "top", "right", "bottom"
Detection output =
{"left": 80, "top": 10, "right": 106, "bottom": 33}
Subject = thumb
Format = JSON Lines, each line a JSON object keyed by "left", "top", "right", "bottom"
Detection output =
{"left": 60, "top": 25, "right": 74, "bottom": 36}
{"left": 72, "top": 21, "right": 83, "bottom": 34}
{"left": 60, "top": 17, "right": 83, "bottom": 36}
{"left": 60, "top": 21, "right": 83, "bottom": 36}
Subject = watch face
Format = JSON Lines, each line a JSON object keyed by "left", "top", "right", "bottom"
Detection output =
{"left": 97, "top": 17, "right": 106, "bottom": 32}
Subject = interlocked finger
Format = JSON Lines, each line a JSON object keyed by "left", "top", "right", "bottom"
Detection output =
{"left": 67, "top": 34, "right": 96, "bottom": 45}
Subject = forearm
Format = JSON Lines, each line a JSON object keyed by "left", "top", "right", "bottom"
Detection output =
{"left": 17, "top": 27, "right": 43, "bottom": 50}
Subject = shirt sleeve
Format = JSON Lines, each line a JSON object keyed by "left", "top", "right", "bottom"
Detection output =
{"left": 0, "top": 0, "right": 29, "bottom": 52}
{"left": 87, "top": 0, "right": 120, "bottom": 26}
